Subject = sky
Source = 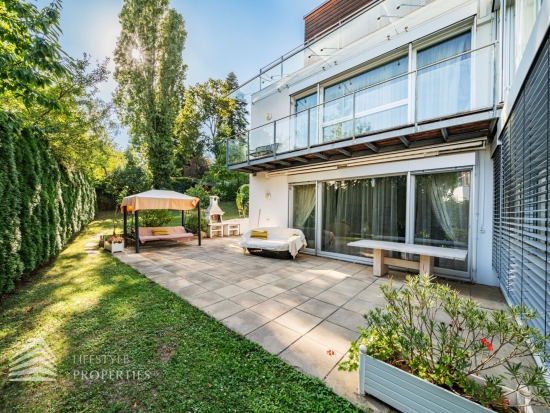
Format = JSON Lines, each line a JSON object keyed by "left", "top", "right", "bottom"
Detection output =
{"left": 35, "top": 0, "right": 322, "bottom": 149}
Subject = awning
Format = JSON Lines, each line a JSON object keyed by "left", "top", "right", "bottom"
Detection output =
{"left": 120, "top": 190, "right": 199, "bottom": 212}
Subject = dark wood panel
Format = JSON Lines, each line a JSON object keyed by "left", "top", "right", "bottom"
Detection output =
{"left": 304, "top": 0, "right": 376, "bottom": 42}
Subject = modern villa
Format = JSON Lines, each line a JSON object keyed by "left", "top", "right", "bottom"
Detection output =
{"left": 226, "top": 0, "right": 549, "bottom": 351}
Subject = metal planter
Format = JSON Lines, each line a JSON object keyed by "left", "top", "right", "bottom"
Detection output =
{"left": 358, "top": 346, "right": 532, "bottom": 413}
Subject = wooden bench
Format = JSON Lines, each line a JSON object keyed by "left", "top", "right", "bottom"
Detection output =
{"left": 347, "top": 240, "right": 467, "bottom": 277}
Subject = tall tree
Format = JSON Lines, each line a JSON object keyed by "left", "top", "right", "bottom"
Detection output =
{"left": 174, "top": 72, "right": 248, "bottom": 163}
{"left": 113, "top": 0, "right": 187, "bottom": 189}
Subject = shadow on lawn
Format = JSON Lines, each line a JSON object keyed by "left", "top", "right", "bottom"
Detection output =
{"left": 0, "top": 228, "right": 363, "bottom": 412}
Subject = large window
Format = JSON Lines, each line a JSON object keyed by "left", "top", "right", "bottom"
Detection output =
{"left": 291, "top": 184, "right": 316, "bottom": 250}
{"left": 414, "top": 171, "right": 471, "bottom": 272}
{"left": 321, "top": 176, "right": 407, "bottom": 258}
{"left": 416, "top": 31, "right": 472, "bottom": 121}
{"left": 322, "top": 57, "right": 409, "bottom": 142}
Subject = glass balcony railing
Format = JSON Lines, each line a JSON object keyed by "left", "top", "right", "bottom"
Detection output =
{"left": 229, "top": 0, "right": 438, "bottom": 105}
{"left": 227, "top": 44, "right": 495, "bottom": 165}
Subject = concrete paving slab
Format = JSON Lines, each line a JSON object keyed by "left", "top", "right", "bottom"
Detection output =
{"left": 214, "top": 285, "right": 248, "bottom": 298}
{"left": 250, "top": 299, "right": 292, "bottom": 320}
{"left": 187, "top": 292, "right": 225, "bottom": 308}
{"left": 273, "top": 291, "right": 311, "bottom": 307}
{"left": 297, "top": 299, "right": 339, "bottom": 319}
{"left": 246, "top": 322, "right": 301, "bottom": 355}
{"left": 203, "top": 300, "right": 245, "bottom": 320}
{"left": 235, "top": 278, "right": 266, "bottom": 290}
{"left": 252, "top": 284, "right": 287, "bottom": 298}
{"left": 279, "top": 336, "right": 343, "bottom": 379}
{"left": 275, "top": 309, "right": 323, "bottom": 335}
{"left": 327, "top": 308, "right": 365, "bottom": 333}
{"left": 222, "top": 309, "right": 270, "bottom": 336}
{"left": 305, "top": 321, "right": 360, "bottom": 355}
{"left": 229, "top": 291, "right": 268, "bottom": 308}
{"left": 315, "top": 290, "right": 351, "bottom": 307}
{"left": 292, "top": 283, "right": 325, "bottom": 298}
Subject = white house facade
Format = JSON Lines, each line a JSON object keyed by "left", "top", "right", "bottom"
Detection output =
{"left": 226, "top": 0, "right": 549, "bottom": 338}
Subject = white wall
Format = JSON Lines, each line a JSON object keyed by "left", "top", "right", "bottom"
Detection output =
{"left": 249, "top": 173, "right": 289, "bottom": 229}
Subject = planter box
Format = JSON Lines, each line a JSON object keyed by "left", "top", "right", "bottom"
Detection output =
{"left": 104, "top": 241, "right": 124, "bottom": 253}
{"left": 358, "top": 346, "right": 532, "bottom": 413}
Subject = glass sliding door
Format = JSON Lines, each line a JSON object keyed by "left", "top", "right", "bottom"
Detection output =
{"left": 291, "top": 184, "right": 316, "bottom": 250}
{"left": 321, "top": 176, "right": 407, "bottom": 258}
{"left": 414, "top": 171, "right": 471, "bottom": 273}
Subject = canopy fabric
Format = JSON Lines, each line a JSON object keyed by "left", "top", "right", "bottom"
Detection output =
{"left": 120, "top": 190, "right": 199, "bottom": 212}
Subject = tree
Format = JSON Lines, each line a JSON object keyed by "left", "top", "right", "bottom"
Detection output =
{"left": 113, "top": 0, "right": 187, "bottom": 189}
{"left": 0, "top": 0, "right": 68, "bottom": 110}
{"left": 175, "top": 72, "right": 249, "bottom": 185}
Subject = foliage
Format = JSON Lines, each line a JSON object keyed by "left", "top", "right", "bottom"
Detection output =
{"left": 183, "top": 211, "right": 208, "bottom": 234}
{"left": 0, "top": 213, "right": 363, "bottom": 412}
{"left": 183, "top": 156, "right": 210, "bottom": 179}
{"left": 140, "top": 209, "right": 172, "bottom": 227}
{"left": 28, "top": 55, "right": 118, "bottom": 174}
{"left": 2, "top": 1, "right": 118, "bottom": 175}
{"left": 184, "top": 185, "right": 210, "bottom": 208}
{"left": 0, "top": 121, "right": 96, "bottom": 294}
{"left": 102, "top": 148, "right": 153, "bottom": 208}
{"left": 236, "top": 184, "right": 249, "bottom": 216}
{"left": 0, "top": 0, "right": 67, "bottom": 110}
{"left": 114, "top": 0, "right": 187, "bottom": 189}
{"left": 340, "top": 274, "right": 550, "bottom": 411}
{"left": 171, "top": 176, "right": 194, "bottom": 194}
{"left": 174, "top": 72, "right": 248, "bottom": 163}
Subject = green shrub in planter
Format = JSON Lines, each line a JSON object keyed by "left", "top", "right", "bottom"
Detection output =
{"left": 340, "top": 274, "right": 550, "bottom": 411}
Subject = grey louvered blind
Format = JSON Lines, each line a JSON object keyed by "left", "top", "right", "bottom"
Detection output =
{"left": 494, "top": 35, "right": 549, "bottom": 350}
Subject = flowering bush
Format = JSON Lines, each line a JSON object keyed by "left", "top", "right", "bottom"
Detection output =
{"left": 108, "top": 236, "right": 124, "bottom": 244}
{"left": 339, "top": 274, "right": 550, "bottom": 412}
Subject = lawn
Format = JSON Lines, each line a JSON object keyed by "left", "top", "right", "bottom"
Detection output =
{"left": 0, "top": 212, "right": 363, "bottom": 412}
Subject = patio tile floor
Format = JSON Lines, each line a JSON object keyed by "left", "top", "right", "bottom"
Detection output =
{"left": 117, "top": 236, "right": 512, "bottom": 412}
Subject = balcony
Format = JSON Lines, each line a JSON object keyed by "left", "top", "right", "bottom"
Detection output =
{"left": 227, "top": 43, "right": 499, "bottom": 173}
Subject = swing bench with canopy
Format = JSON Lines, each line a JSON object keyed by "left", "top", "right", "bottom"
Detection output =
{"left": 120, "top": 190, "right": 202, "bottom": 253}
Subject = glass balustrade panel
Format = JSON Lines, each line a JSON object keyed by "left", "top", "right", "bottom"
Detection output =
{"left": 354, "top": 73, "right": 409, "bottom": 135}
{"left": 249, "top": 125, "right": 275, "bottom": 159}
{"left": 227, "top": 133, "right": 248, "bottom": 165}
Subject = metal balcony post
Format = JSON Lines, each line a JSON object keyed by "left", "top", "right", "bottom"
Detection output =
{"left": 247, "top": 131, "right": 250, "bottom": 164}
{"left": 307, "top": 108, "right": 311, "bottom": 148}
{"left": 273, "top": 120, "right": 277, "bottom": 156}
{"left": 352, "top": 91, "right": 356, "bottom": 139}
{"left": 226, "top": 138, "right": 229, "bottom": 166}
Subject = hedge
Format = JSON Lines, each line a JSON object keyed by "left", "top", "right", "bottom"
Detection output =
{"left": 0, "top": 123, "right": 96, "bottom": 294}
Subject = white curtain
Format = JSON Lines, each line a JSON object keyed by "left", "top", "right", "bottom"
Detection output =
{"left": 293, "top": 185, "right": 316, "bottom": 227}
{"left": 322, "top": 177, "right": 407, "bottom": 256}
{"left": 427, "top": 175, "right": 468, "bottom": 244}
{"left": 417, "top": 32, "right": 472, "bottom": 121}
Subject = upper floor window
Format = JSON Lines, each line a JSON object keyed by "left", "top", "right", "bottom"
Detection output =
{"left": 295, "top": 93, "right": 318, "bottom": 113}
{"left": 324, "top": 57, "right": 408, "bottom": 101}
{"left": 416, "top": 31, "right": 472, "bottom": 121}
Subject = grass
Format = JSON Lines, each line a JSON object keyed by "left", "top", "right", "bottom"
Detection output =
{"left": 167, "top": 200, "right": 243, "bottom": 226}
{"left": 0, "top": 212, "right": 364, "bottom": 412}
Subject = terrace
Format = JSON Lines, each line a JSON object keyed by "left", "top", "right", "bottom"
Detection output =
{"left": 117, "top": 237, "right": 510, "bottom": 411}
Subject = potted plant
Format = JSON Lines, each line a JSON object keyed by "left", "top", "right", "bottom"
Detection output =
{"left": 340, "top": 274, "right": 550, "bottom": 412}
{"left": 104, "top": 209, "right": 124, "bottom": 253}
{"left": 104, "top": 235, "right": 124, "bottom": 253}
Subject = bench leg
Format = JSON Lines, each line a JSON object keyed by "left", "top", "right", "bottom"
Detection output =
{"left": 373, "top": 249, "right": 388, "bottom": 277}
{"left": 419, "top": 255, "right": 434, "bottom": 276}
